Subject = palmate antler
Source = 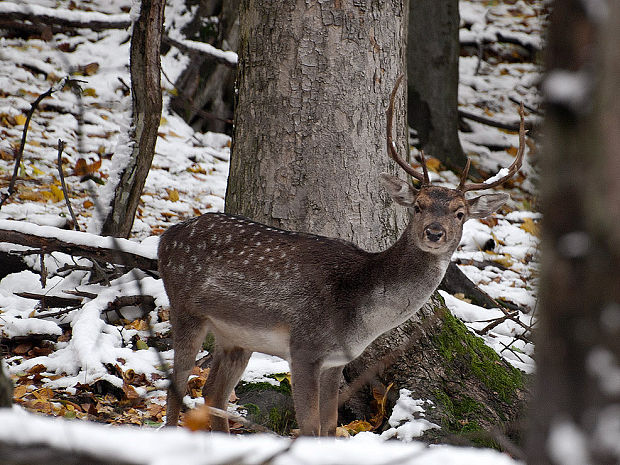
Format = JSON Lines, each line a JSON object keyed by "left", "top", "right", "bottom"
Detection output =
{"left": 386, "top": 75, "right": 526, "bottom": 192}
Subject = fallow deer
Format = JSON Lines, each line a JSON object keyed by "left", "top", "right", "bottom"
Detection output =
{"left": 158, "top": 75, "right": 526, "bottom": 436}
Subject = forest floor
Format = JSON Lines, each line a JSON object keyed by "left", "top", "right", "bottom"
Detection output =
{"left": 0, "top": 0, "right": 547, "bottom": 463}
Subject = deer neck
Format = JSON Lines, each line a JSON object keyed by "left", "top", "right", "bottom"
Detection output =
{"left": 358, "top": 223, "right": 454, "bottom": 336}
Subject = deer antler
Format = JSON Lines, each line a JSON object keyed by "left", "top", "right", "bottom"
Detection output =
{"left": 386, "top": 75, "right": 429, "bottom": 184}
{"left": 458, "top": 103, "right": 527, "bottom": 192}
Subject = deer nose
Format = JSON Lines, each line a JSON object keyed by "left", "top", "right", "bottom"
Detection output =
{"left": 425, "top": 223, "right": 445, "bottom": 242}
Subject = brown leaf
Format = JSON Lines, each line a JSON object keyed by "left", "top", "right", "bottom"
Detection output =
{"left": 183, "top": 404, "right": 212, "bottom": 431}
{"left": 13, "top": 343, "right": 33, "bottom": 355}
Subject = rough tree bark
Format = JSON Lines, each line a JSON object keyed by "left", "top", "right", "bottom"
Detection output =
{"left": 226, "top": 0, "right": 525, "bottom": 446}
{"left": 100, "top": 0, "right": 165, "bottom": 238}
{"left": 527, "top": 1, "right": 620, "bottom": 464}
{"left": 169, "top": 0, "right": 239, "bottom": 134}
{"left": 407, "top": 0, "right": 466, "bottom": 171}
{"left": 227, "top": 0, "right": 409, "bottom": 251}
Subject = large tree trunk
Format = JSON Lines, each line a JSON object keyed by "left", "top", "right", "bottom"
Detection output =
{"left": 407, "top": 0, "right": 466, "bottom": 172}
{"left": 226, "top": 0, "right": 409, "bottom": 251}
{"left": 527, "top": 1, "right": 620, "bottom": 464}
{"left": 169, "top": 0, "right": 238, "bottom": 134}
{"left": 100, "top": 0, "right": 165, "bottom": 238}
{"left": 226, "top": 0, "right": 525, "bottom": 446}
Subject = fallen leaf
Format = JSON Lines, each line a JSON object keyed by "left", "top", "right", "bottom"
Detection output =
{"left": 166, "top": 188, "right": 179, "bottom": 202}
{"left": 342, "top": 419, "right": 373, "bottom": 435}
{"left": 521, "top": 217, "right": 540, "bottom": 237}
{"left": 424, "top": 157, "right": 442, "bottom": 173}
{"left": 183, "top": 404, "right": 212, "bottom": 431}
{"left": 14, "top": 114, "right": 27, "bottom": 126}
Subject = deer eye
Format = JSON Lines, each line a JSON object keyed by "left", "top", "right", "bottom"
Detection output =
{"left": 456, "top": 211, "right": 465, "bottom": 220}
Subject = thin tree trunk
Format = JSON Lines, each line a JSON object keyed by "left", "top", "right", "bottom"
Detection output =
{"left": 100, "top": 0, "right": 165, "bottom": 238}
{"left": 227, "top": 0, "right": 409, "bottom": 251}
{"left": 528, "top": 1, "right": 620, "bottom": 464}
{"left": 407, "top": 0, "right": 466, "bottom": 172}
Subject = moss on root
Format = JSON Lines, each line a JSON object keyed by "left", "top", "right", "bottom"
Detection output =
{"left": 433, "top": 305, "right": 524, "bottom": 403}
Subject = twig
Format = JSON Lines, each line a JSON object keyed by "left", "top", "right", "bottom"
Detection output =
{"left": 0, "top": 79, "right": 65, "bottom": 209}
{"left": 56, "top": 139, "right": 80, "bottom": 231}
{"left": 33, "top": 306, "right": 82, "bottom": 319}
{"left": 206, "top": 405, "right": 276, "bottom": 435}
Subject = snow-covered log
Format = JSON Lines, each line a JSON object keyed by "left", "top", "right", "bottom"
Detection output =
{"left": 0, "top": 220, "right": 158, "bottom": 272}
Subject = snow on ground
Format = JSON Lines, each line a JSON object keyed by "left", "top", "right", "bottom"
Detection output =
{"left": 0, "top": 407, "right": 522, "bottom": 465}
{"left": 0, "top": 0, "right": 543, "bottom": 461}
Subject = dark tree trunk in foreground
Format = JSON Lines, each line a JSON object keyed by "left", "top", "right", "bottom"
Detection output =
{"left": 227, "top": 0, "right": 408, "bottom": 251}
{"left": 101, "top": 0, "right": 165, "bottom": 238}
{"left": 170, "top": 0, "right": 239, "bottom": 134}
{"left": 407, "top": 0, "right": 466, "bottom": 171}
{"left": 227, "top": 0, "right": 525, "bottom": 446}
{"left": 528, "top": 2, "right": 620, "bottom": 464}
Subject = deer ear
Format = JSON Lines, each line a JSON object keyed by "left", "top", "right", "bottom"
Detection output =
{"left": 467, "top": 192, "right": 509, "bottom": 219}
{"left": 380, "top": 173, "right": 418, "bottom": 207}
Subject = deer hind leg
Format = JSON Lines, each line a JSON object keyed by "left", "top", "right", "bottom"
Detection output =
{"left": 319, "top": 366, "right": 343, "bottom": 436}
{"left": 166, "top": 313, "right": 210, "bottom": 426}
{"left": 202, "top": 345, "right": 252, "bottom": 432}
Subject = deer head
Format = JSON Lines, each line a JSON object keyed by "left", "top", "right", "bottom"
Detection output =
{"left": 381, "top": 75, "right": 526, "bottom": 255}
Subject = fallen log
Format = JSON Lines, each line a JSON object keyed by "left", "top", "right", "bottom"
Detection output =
{"left": 0, "top": 220, "right": 158, "bottom": 273}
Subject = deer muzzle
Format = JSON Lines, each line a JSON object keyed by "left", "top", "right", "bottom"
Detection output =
{"left": 424, "top": 222, "right": 446, "bottom": 243}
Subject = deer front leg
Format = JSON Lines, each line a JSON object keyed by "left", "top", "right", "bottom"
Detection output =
{"left": 202, "top": 345, "right": 252, "bottom": 432}
{"left": 290, "top": 358, "right": 321, "bottom": 436}
{"left": 319, "top": 366, "right": 343, "bottom": 436}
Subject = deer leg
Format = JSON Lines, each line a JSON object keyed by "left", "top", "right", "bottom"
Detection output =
{"left": 166, "top": 314, "right": 210, "bottom": 426}
{"left": 290, "top": 358, "right": 321, "bottom": 436}
{"left": 202, "top": 345, "right": 252, "bottom": 432}
{"left": 319, "top": 366, "right": 343, "bottom": 436}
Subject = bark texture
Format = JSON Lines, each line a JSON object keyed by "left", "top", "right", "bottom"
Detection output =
{"left": 100, "top": 0, "right": 165, "bottom": 238}
{"left": 226, "top": 0, "right": 409, "bottom": 252}
{"left": 527, "top": 1, "right": 620, "bottom": 464}
{"left": 170, "top": 0, "right": 239, "bottom": 134}
{"left": 407, "top": 0, "right": 466, "bottom": 171}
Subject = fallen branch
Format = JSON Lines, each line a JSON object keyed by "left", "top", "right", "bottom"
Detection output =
{"left": 0, "top": 220, "right": 158, "bottom": 272}
{"left": 459, "top": 109, "right": 535, "bottom": 132}
{"left": 0, "top": 2, "right": 131, "bottom": 32}
{"left": 14, "top": 292, "right": 82, "bottom": 308}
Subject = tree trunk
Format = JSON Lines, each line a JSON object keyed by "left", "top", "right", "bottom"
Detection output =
{"left": 407, "top": 0, "right": 466, "bottom": 172}
{"left": 227, "top": 0, "right": 409, "bottom": 251}
{"left": 169, "top": 0, "right": 239, "bottom": 134}
{"left": 527, "top": 1, "right": 620, "bottom": 464}
{"left": 100, "top": 0, "right": 165, "bottom": 238}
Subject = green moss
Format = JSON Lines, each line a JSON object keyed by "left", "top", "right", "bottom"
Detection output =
{"left": 433, "top": 306, "right": 523, "bottom": 403}
{"left": 202, "top": 332, "right": 215, "bottom": 352}
{"left": 236, "top": 374, "right": 291, "bottom": 396}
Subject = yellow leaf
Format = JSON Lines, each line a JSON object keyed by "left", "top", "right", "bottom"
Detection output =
{"left": 160, "top": 116, "right": 168, "bottom": 126}
{"left": 166, "top": 188, "right": 179, "bottom": 202}
{"left": 135, "top": 339, "right": 149, "bottom": 350}
{"left": 30, "top": 164, "right": 45, "bottom": 176}
{"left": 14, "top": 114, "right": 27, "bottom": 126}
{"left": 521, "top": 217, "right": 540, "bottom": 237}
{"left": 342, "top": 420, "right": 374, "bottom": 435}
{"left": 425, "top": 157, "right": 442, "bottom": 173}
{"left": 50, "top": 184, "right": 64, "bottom": 202}
{"left": 506, "top": 146, "right": 518, "bottom": 157}
{"left": 82, "top": 88, "right": 97, "bottom": 97}
{"left": 272, "top": 373, "right": 292, "bottom": 385}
